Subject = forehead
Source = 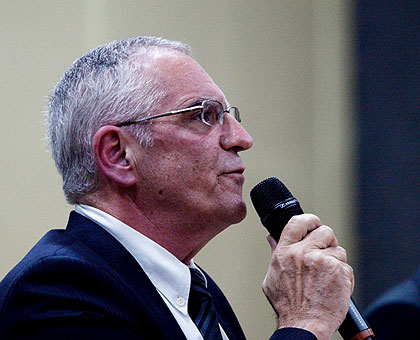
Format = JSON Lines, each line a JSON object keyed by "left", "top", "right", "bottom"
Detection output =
{"left": 138, "top": 50, "right": 226, "bottom": 108}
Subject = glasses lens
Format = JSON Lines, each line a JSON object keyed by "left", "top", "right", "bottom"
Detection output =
{"left": 229, "top": 107, "right": 241, "bottom": 123}
{"left": 200, "top": 101, "right": 241, "bottom": 126}
{"left": 201, "top": 101, "right": 222, "bottom": 126}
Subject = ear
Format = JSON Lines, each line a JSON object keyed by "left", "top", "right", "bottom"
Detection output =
{"left": 93, "top": 125, "right": 137, "bottom": 187}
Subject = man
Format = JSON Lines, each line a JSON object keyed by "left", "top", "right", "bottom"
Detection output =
{"left": 0, "top": 36, "right": 353, "bottom": 339}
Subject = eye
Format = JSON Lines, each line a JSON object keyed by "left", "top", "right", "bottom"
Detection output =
{"left": 201, "top": 107, "right": 218, "bottom": 125}
{"left": 190, "top": 109, "right": 202, "bottom": 120}
{"left": 200, "top": 101, "right": 222, "bottom": 126}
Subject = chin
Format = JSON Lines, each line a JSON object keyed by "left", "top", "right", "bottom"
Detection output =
{"left": 223, "top": 201, "right": 247, "bottom": 225}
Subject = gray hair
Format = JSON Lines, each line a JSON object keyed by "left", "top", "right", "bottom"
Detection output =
{"left": 45, "top": 36, "right": 192, "bottom": 204}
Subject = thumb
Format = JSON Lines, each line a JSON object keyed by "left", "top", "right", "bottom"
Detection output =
{"left": 266, "top": 234, "right": 278, "bottom": 252}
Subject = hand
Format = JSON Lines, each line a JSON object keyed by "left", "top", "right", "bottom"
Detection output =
{"left": 262, "top": 214, "right": 354, "bottom": 340}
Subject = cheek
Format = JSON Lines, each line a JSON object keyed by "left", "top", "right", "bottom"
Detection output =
{"left": 143, "top": 126, "right": 225, "bottom": 198}
{"left": 155, "top": 131, "right": 219, "bottom": 173}
{"left": 149, "top": 140, "right": 220, "bottom": 191}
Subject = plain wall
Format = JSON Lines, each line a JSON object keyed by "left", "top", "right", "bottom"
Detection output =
{"left": 0, "top": 1, "right": 355, "bottom": 339}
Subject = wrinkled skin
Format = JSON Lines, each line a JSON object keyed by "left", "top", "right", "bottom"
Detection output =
{"left": 263, "top": 214, "right": 354, "bottom": 340}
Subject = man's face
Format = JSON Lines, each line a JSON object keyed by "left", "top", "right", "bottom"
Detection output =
{"left": 132, "top": 52, "right": 253, "bottom": 234}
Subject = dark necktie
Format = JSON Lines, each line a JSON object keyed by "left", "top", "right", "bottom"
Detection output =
{"left": 188, "top": 268, "right": 223, "bottom": 340}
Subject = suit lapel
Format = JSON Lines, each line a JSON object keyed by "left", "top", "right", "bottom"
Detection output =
{"left": 65, "top": 211, "right": 187, "bottom": 339}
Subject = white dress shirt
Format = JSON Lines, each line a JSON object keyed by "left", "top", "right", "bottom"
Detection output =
{"left": 75, "top": 204, "right": 228, "bottom": 340}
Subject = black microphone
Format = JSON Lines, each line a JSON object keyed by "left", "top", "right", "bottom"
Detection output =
{"left": 250, "top": 177, "right": 374, "bottom": 340}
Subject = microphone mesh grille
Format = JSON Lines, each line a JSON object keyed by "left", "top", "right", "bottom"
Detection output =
{"left": 250, "top": 177, "right": 293, "bottom": 219}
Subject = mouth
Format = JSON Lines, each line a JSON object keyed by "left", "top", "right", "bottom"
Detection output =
{"left": 219, "top": 168, "right": 245, "bottom": 183}
{"left": 222, "top": 166, "right": 245, "bottom": 175}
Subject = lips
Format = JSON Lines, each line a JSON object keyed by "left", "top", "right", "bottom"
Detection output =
{"left": 219, "top": 167, "right": 245, "bottom": 185}
{"left": 221, "top": 166, "right": 245, "bottom": 176}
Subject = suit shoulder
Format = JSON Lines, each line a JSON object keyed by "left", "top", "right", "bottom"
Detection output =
{"left": 0, "top": 228, "right": 119, "bottom": 310}
{"left": 366, "top": 274, "right": 420, "bottom": 316}
{"left": 0, "top": 249, "right": 142, "bottom": 337}
{"left": 365, "top": 270, "right": 420, "bottom": 339}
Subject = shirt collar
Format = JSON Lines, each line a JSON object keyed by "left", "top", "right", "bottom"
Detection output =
{"left": 75, "top": 204, "right": 202, "bottom": 314}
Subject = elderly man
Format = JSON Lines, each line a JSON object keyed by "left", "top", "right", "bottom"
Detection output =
{"left": 0, "top": 36, "right": 353, "bottom": 339}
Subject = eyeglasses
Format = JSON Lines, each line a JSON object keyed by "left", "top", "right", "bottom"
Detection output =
{"left": 116, "top": 100, "right": 241, "bottom": 127}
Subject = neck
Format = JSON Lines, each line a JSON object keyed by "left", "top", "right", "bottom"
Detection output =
{"left": 79, "top": 191, "right": 221, "bottom": 265}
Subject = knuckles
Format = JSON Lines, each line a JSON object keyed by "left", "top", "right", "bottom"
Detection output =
{"left": 335, "top": 246, "right": 348, "bottom": 262}
{"left": 316, "top": 225, "right": 334, "bottom": 237}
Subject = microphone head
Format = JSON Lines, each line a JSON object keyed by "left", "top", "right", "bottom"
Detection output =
{"left": 250, "top": 177, "right": 303, "bottom": 241}
{"left": 250, "top": 177, "right": 293, "bottom": 218}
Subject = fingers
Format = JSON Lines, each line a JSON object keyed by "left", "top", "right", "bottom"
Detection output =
{"left": 272, "top": 213, "right": 353, "bottom": 294}
{"left": 263, "top": 213, "right": 355, "bottom": 338}
{"left": 278, "top": 214, "right": 338, "bottom": 249}
{"left": 321, "top": 245, "right": 347, "bottom": 263}
{"left": 278, "top": 214, "right": 322, "bottom": 247}
{"left": 303, "top": 225, "right": 339, "bottom": 250}
{"left": 263, "top": 242, "right": 355, "bottom": 338}
{"left": 308, "top": 247, "right": 354, "bottom": 292}
{"left": 344, "top": 262, "right": 355, "bottom": 294}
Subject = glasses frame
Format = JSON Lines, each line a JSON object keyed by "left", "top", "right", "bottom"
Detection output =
{"left": 116, "top": 100, "right": 240, "bottom": 127}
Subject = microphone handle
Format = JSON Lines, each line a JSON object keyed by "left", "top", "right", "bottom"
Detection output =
{"left": 341, "top": 298, "right": 374, "bottom": 340}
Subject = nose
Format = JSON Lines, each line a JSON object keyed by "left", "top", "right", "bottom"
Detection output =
{"left": 220, "top": 114, "right": 253, "bottom": 152}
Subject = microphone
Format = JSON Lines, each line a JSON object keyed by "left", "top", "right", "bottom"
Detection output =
{"left": 250, "top": 177, "right": 374, "bottom": 340}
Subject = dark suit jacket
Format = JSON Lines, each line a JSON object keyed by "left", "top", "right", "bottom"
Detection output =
{"left": 0, "top": 211, "right": 315, "bottom": 340}
{"left": 365, "top": 268, "right": 420, "bottom": 339}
